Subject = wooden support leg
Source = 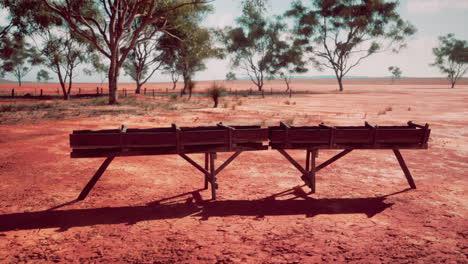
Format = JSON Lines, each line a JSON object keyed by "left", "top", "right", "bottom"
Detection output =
{"left": 210, "top": 152, "right": 217, "bottom": 200}
{"left": 277, "top": 149, "right": 313, "bottom": 189}
{"left": 316, "top": 149, "right": 353, "bottom": 172}
{"left": 77, "top": 156, "right": 115, "bottom": 201}
{"left": 204, "top": 153, "right": 209, "bottom": 189}
{"left": 393, "top": 149, "right": 417, "bottom": 189}
{"left": 310, "top": 150, "right": 317, "bottom": 193}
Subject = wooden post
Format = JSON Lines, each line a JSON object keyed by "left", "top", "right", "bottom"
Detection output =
{"left": 311, "top": 150, "right": 317, "bottom": 193}
{"left": 11, "top": 88, "right": 14, "bottom": 98}
{"left": 270, "top": 87, "right": 273, "bottom": 95}
{"left": 77, "top": 156, "right": 115, "bottom": 200}
{"left": 393, "top": 149, "right": 416, "bottom": 189}
{"left": 144, "top": 88, "right": 147, "bottom": 95}
{"left": 96, "top": 87, "right": 99, "bottom": 95}
{"left": 78, "top": 88, "right": 81, "bottom": 95}
{"left": 40, "top": 89, "right": 43, "bottom": 97}
{"left": 262, "top": 90, "right": 265, "bottom": 98}
{"left": 101, "top": 88, "right": 103, "bottom": 94}
{"left": 210, "top": 152, "right": 216, "bottom": 200}
{"left": 152, "top": 89, "right": 155, "bottom": 97}
{"left": 204, "top": 153, "right": 209, "bottom": 189}
{"left": 289, "top": 88, "right": 292, "bottom": 98}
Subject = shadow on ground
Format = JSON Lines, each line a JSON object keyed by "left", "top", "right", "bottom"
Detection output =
{"left": 0, "top": 187, "right": 408, "bottom": 232}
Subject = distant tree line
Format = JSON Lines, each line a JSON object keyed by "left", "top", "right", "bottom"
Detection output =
{"left": 0, "top": 0, "right": 466, "bottom": 104}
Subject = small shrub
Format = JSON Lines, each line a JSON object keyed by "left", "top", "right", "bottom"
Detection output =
{"left": 207, "top": 82, "right": 226, "bottom": 108}
{"left": 377, "top": 110, "right": 386, "bottom": 115}
{"left": 292, "top": 101, "right": 296, "bottom": 105}
{"left": 223, "top": 102, "right": 229, "bottom": 108}
{"left": 170, "top": 94, "right": 178, "bottom": 101}
{"left": 407, "top": 107, "right": 411, "bottom": 111}
{"left": 237, "top": 100, "right": 243, "bottom": 106}
{"left": 385, "top": 106, "right": 392, "bottom": 111}
{"left": 284, "top": 100, "right": 291, "bottom": 105}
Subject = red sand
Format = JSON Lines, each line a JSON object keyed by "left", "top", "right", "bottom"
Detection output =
{"left": 0, "top": 79, "right": 467, "bottom": 263}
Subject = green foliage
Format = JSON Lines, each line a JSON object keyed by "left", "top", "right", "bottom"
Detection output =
{"left": 40, "top": 0, "right": 213, "bottom": 104}
{"left": 159, "top": 4, "right": 221, "bottom": 97}
{"left": 36, "top": 69, "right": 51, "bottom": 82}
{"left": 226, "top": 72, "right": 237, "bottom": 81}
{"left": 388, "top": 66, "right": 402, "bottom": 83}
{"left": 430, "top": 34, "right": 468, "bottom": 88}
{"left": 222, "top": 8, "right": 302, "bottom": 91}
{"left": 285, "top": 0, "right": 416, "bottom": 91}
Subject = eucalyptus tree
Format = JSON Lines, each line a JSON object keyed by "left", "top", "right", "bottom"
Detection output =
{"left": 222, "top": 8, "right": 296, "bottom": 91}
{"left": 160, "top": 4, "right": 222, "bottom": 98}
{"left": 163, "top": 64, "right": 180, "bottom": 90}
{"left": 431, "top": 34, "right": 468, "bottom": 88}
{"left": 36, "top": 69, "right": 52, "bottom": 82}
{"left": 285, "top": 0, "right": 416, "bottom": 91}
{"left": 388, "top": 66, "right": 402, "bottom": 84}
{"left": 37, "top": 30, "right": 89, "bottom": 99}
{"left": 40, "top": 0, "right": 212, "bottom": 104}
{"left": 226, "top": 72, "right": 237, "bottom": 81}
{"left": 123, "top": 35, "right": 163, "bottom": 94}
{"left": 0, "top": 0, "right": 52, "bottom": 77}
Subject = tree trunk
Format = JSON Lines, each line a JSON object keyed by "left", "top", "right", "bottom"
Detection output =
{"left": 181, "top": 73, "right": 190, "bottom": 96}
{"left": 135, "top": 82, "right": 142, "bottom": 94}
{"left": 284, "top": 78, "right": 290, "bottom": 92}
{"left": 172, "top": 81, "right": 177, "bottom": 90}
{"left": 451, "top": 81, "right": 455, "bottom": 88}
{"left": 108, "top": 58, "right": 120, "bottom": 105}
{"left": 213, "top": 98, "right": 218, "bottom": 108}
{"left": 337, "top": 76, "right": 344, "bottom": 92}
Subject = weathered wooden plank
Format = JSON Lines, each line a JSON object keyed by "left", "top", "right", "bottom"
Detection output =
{"left": 71, "top": 143, "right": 268, "bottom": 158}
{"left": 70, "top": 133, "right": 122, "bottom": 149}
{"left": 181, "top": 130, "right": 228, "bottom": 145}
{"left": 233, "top": 129, "right": 268, "bottom": 143}
{"left": 123, "top": 133, "right": 177, "bottom": 147}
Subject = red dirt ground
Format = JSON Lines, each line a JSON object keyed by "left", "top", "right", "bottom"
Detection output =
{"left": 0, "top": 79, "right": 467, "bottom": 263}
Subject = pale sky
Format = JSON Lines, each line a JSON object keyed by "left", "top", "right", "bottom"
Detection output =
{"left": 6, "top": 0, "right": 468, "bottom": 82}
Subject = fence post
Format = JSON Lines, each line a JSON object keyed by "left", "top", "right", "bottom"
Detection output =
{"left": 40, "top": 89, "right": 43, "bottom": 97}
{"left": 11, "top": 88, "right": 14, "bottom": 98}
{"left": 166, "top": 88, "right": 168, "bottom": 95}
{"left": 96, "top": 87, "right": 99, "bottom": 95}
{"left": 144, "top": 88, "right": 147, "bottom": 95}
{"left": 152, "top": 89, "right": 155, "bottom": 97}
{"left": 289, "top": 88, "right": 292, "bottom": 98}
{"left": 262, "top": 90, "right": 264, "bottom": 98}
{"left": 270, "top": 87, "right": 273, "bottom": 95}
{"left": 101, "top": 88, "right": 103, "bottom": 95}
{"left": 78, "top": 88, "right": 81, "bottom": 95}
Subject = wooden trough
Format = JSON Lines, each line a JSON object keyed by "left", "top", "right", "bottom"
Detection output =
{"left": 269, "top": 121, "right": 430, "bottom": 192}
{"left": 69, "top": 121, "right": 430, "bottom": 201}
{"left": 70, "top": 123, "right": 268, "bottom": 200}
